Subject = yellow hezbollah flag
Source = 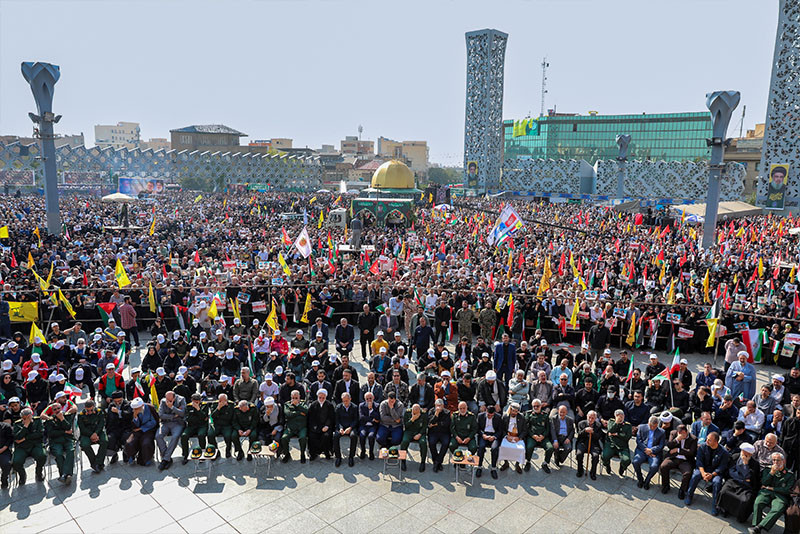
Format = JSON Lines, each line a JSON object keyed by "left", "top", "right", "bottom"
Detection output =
{"left": 149, "top": 216, "right": 156, "bottom": 236}
{"left": 148, "top": 282, "right": 157, "bottom": 313}
{"left": 570, "top": 296, "right": 580, "bottom": 328}
{"left": 266, "top": 298, "right": 279, "bottom": 331}
{"left": 278, "top": 252, "right": 291, "bottom": 276}
{"left": 194, "top": 194, "right": 203, "bottom": 203}
{"left": 115, "top": 259, "right": 131, "bottom": 287}
{"left": 31, "top": 267, "right": 49, "bottom": 292}
{"left": 33, "top": 227, "right": 41, "bottom": 246}
{"left": 309, "top": 196, "right": 317, "bottom": 205}
{"left": 207, "top": 299, "right": 218, "bottom": 320}
{"left": 300, "top": 293, "right": 313, "bottom": 323}
{"left": 229, "top": 298, "right": 241, "bottom": 321}
{"left": 318, "top": 210, "right": 324, "bottom": 229}
{"left": 537, "top": 256, "right": 552, "bottom": 296}
{"left": 58, "top": 290, "right": 76, "bottom": 318}
{"left": 667, "top": 278, "right": 676, "bottom": 304}
{"left": 27, "top": 251, "right": 34, "bottom": 269}
{"left": 0, "top": 226, "right": 8, "bottom": 239}
{"left": 9, "top": 301, "right": 38, "bottom": 323}
{"left": 626, "top": 312, "right": 637, "bottom": 347}
{"left": 703, "top": 269, "right": 710, "bottom": 304}
{"left": 29, "top": 321, "right": 45, "bottom": 344}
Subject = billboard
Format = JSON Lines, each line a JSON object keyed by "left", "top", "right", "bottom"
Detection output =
{"left": 0, "top": 169, "right": 34, "bottom": 186}
{"left": 61, "top": 171, "right": 105, "bottom": 185}
{"left": 118, "top": 177, "right": 165, "bottom": 195}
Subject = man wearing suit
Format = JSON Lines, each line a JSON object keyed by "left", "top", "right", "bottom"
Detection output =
{"left": 493, "top": 334, "right": 516, "bottom": 385}
{"left": 633, "top": 416, "right": 666, "bottom": 489}
{"left": 360, "top": 372, "right": 384, "bottom": 404}
{"left": 378, "top": 308, "right": 399, "bottom": 339}
{"left": 311, "top": 317, "right": 329, "bottom": 343}
{"left": 690, "top": 411, "right": 720, "bottom": 446}
{"left": 685, "top": 431, "right": 729, "bottom": 515}
{"left": 358, "top": 391, "right": 380, "bottom": 459}
{"left": 477, "top": 371, "right": 507, "bottom": 413}
{"left": 308, "top": 370, "right": 333, "bottom": 402}
{"left": 334, "top": 318, "right": 354, "bottom": 358}
{"left": 409, "top": 374, "right": 435, "bottom": 412}
{"left": 333, "top": 368, "right": 360, "bottom": 406}
{"left": 549, "top": 405, "right": 575, "bottom": 468}
{"left": 476, "top": 406, "right": 505, "bottom": 479}
{"left": 307, "top": 389, "right": 336, "bottom": 460}
{"left": 333, "top": 392, "right": 359, "bottom": 467}
{"left": 659, "top": 423, "right": 697, "bottom": 499}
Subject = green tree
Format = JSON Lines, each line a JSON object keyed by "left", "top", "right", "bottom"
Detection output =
{"left": 428, "top": 167, "right": 462, "bottom": 185}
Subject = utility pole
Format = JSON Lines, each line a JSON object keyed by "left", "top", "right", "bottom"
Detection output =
{"left": 540, "top": 57, "right": 549, "bottom": 117}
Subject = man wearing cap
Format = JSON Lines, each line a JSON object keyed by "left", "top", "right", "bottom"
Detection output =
{"left": 357, "top": 304, "right": 378, "bottom": 362}
{"left": 44, "top": 401, "right": 75, "bottom": 483}
{"left": 24, "top": 338, "right": 51, "bottom": 372}
{"left": 209, "top": 394, "right": 235, "bottom": 458}
{"left": 153, "top": 368, "right": 174, "bottom": 402}
{"left": 12, "top": 407, "right": 46, "bottom": 484}
{"left": 98, "top": 363, "right": 126, "bottom": 409}
{"left": 389, "top": 332, "right": 408, "bottom": 358}
{"left": 750, "top": 451, "right": 796, "bottom": 533}
{"left": 632, "top": 415, "right": 666, "bottom": 489}
{"left": 24, "top": 370, "right": 48, "bottom": 415}
{"left": 172, "top": 373, "right": 192, "bottom": 401}
{"left": 308, "top": 389, "right": 335, "bottom": 461}
{"left": 181, "top": 393, "right": 209, "bottom": 464}
{"left": 602, "top": 409, "right": 632, "bottom": 475}
{"left": 212, "top": 329, "right": 230, "bottom": 353}
{"left": 126, "top": 397, "right": 158, "bottom": 465}
{"left": 311, "top": 316, "right": 329, "bottom": 343}
{"left": 124, "top": 367, "right": 144, "bottom": 401}
{"left": 156, "top": 391, "right": 186, "bottom": 470}
{"left": 370, "top": 331, "right": 389, "bottom": 360}
{"left": 726, "top": 351, "right": 756, "bottom": 401}
{"left": 643, "top": 354, "right": 665, "bottom": 385}
{"left": 106, "top": 390, "right": 133, "bottom": 464}
{"left": 400, "top": 403, "right": 429, "bottom": 472}
{"left": 259, "top": 396, "right": 284, "bottom": 447}
{"left": 675, "top": 358, "right": 692, "bottom": 391}
{"left": 78, "top": 399, "right": 108, "bottom": 473}
{"left": 259, "top": 374, "right": 280, "bottom": 403}
{"left": 658, "top": 423, "right": 697, "bottom": 499}
{"left": 291, "top": 329, "right": 309, "bottom": 358}
{"left": 232, "top": 399, "right": 258, "bottom": 461}
{"left": 69, "top": 358, "right": 96, "bottom": 399}
{"left": 280, "top": 390, "right": 308, "bottom": 463}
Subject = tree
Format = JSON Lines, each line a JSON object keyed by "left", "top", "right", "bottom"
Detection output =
{"left": 428, "top": 167, "right": 462, "bottom": 185}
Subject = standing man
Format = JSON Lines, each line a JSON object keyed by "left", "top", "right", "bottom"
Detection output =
{"left": 357, "top": 304, "right": 377, "bottom": 362}
{"left": 478, "top": 304, "right": 496, "bottom": 343}
{"left": 434, "top": 300, "right": 451, "bottom": 346}
{"left": 455, "top": 301, "right": 475, "bottom": 344}
{"left": 493, "top": 333, "right": 516, "bottom": 386}
{"left": 119, "top": 296, "right": 139, "bottom": 348}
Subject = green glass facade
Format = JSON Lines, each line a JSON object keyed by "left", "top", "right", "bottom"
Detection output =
{"left": 504, "top": 112, "right": 712, "bottom": 165}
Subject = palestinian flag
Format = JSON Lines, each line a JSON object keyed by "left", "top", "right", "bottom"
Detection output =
{"left": 97, "top": 302, "right": 116, "bottom": 327}
{"left": 741, "top": 328, "right": 767, "bottom": 364}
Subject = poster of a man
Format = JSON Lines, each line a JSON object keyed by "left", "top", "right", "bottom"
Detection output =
{"left": 467, "top": 160, "right": 478, "bottom": 188}
{"left": 765, "top": 164, "right": 789, "bottom": 210}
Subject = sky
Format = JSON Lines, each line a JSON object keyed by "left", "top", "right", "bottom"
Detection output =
{"left": 0, "top": 0, "right": 779, "bottom": 166}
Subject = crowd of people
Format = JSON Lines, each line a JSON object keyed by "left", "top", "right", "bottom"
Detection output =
{"left": 2, "top": 191, "right": 800, "bottom": 533}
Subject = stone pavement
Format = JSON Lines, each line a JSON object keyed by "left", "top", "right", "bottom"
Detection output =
{"left": 0, "top": 342, "right": 785, "bottom": 533}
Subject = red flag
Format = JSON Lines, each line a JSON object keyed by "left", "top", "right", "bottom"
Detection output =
{"left": 488, "top": 271, "right": 495, "bottom": 291}
{"left": 464, "top": 243, "right": 470, "bottom": 261}
{"left": 9, "top": 252, "right": 17, "bottom": 269}
{"left": 517, "top": 252, "right": 524, "bottom": 269}
{"left": 391, "top": 259, "right": 398, "bottom": 278}
{"left": 795, "top": 291, "right": 800, "bottom": 320}
{"left": 161, "top": 264, "right": 168, "bottom": 279}
{"left": 679, "top": 252, "right": 687, "bottom": 268}
{"left": 193, "top": 250, "right": 200, "bottom": 263}
{"left": 369, "top": 260, "right": 380, "bottom": 275}
{"left": 82, "top": 271, "right": 88, "bottom": 286}
{"left": 634, "top": 213, "right": 643, "bottom": 225}
{"left": 558, "top": 253, "right": 566, "bottom": 277}
{"left": 439, "top": 242, "right": 446, "bottom": 255}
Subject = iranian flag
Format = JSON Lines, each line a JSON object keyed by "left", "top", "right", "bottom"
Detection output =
{"left": 97, "top": 302, "right": 116, "bottom": 326}
{"left": 63, "top": 382, "right": 82, "bottom": 398}
{"left": 625, "top": 354, "right": 635, "bottom": 382}
{"left": 113, "top": 341, "right": 127, "bottom": 373}
{"left": 653, "top": 349, "right": 681, "bottom": 382}
{"left": 741, "top": 328, "right": 767, "bottom": 364}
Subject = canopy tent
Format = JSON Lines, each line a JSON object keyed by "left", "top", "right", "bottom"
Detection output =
{"left": 101, "top": 192, "right": 135, "bottom": 203}
{"left": 670, "top": 201, "right": 761, "bottom": 223}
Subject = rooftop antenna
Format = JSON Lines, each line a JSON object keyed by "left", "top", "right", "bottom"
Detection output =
{"left": 540, "top": 57, "right": 549, "bottom": 117}
{"left": 358, "top": 124, "right": 363, "bottom": 140}
{"left": 738, "top": 105, "right": 746, "bottom": 138}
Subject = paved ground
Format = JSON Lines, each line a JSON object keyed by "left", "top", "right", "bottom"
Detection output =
{"left": 0, "top": 342, "right": 785, "bottom": 533}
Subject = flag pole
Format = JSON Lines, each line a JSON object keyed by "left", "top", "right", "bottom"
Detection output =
{"left": 712, "top": 308, "right": 724, "bottom": 368}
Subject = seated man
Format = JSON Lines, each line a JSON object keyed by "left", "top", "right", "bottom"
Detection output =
{"left": 549, "top": 405, "right": 575, "bottom": 468}
{"left": 180, "top": 393, "right": 209, "bottom": 465}
{"left": 232, "top": 400, "right": 258, "bottom": 461}
{"left": 685, "top": 431, "right": 729, "bottom": 515}
{"left": 476, "top": 405, "right": 504, "bottom": 479}
{"left": 427, "top": 399, "right": 451, "bottom": 472}
{"left": 377, "top": 392, "right": 405, "bottom": 448}
{"left": 156, "top": 391, "right": 186, "bottom": 470}
{"left": 78, "top": 399, "right": 108, "bottom": 474}
{"left": 524, "top": 398, "right": 554, "bottom": 473}
{"left": 358, "top": 391, "right": 380, "bottom": 459}
{"left": 449, "top": 401, "right": 478, "bottom": 455}
{"left": 334, "top": 392, "right": 358, "bottom": 467}
{"left": 280, "top": 390, "right": 308, "bottom": 463}
{"left": 602, "top": 409, "right": 632, "bottom": 475}
{"left": 209, "top": 394, "right": 235, "bottom": 458}
{"left": 575, "top": 410, "right": 604, "bottom": 479}
{"left": 659, "top": 423, "right": 697, "bottom": 499}
{"left": 125, "top": 397, "right": 158, "bottom": 466}
{"left": 45, "top": 402, "right": 75, "bottom": 484}
{"left": 750, "top": 452, "right": 796, "bottom": 534}
{"left": 259, "top": 397, "right": 284, "bottom": 447}
{"left": 400, "top": 403, "right": 429, "bottom": 472}
{"left": 308, "top": 389, "right": 335, "bottom": 461}
{"left": 499, "top": 402, "right": 528, "bottom": 474}
{"left": 632, "top": 415, "right": 665, "bottom": 489}
{"left": 12, "top": 407, "right": 46, "bottom": 485}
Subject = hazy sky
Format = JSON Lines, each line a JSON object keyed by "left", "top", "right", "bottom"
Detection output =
{"left": 0, "top": 0, "right": 779, "bottom": 165}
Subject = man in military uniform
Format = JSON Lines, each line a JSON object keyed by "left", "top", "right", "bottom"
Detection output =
{"left": 78, "top": 399, "right": 108, "bottom": 473}
{"left": 400, "top": 403, "right": 428, "bottom": 472}
{"left": 280, "top": 390, "right": 308, "bottom": 463}
{"left": 455, "top": 301, "right": 475, "bottom": 343}
{"left": 181, "top": 393, "right": 209, "bottom": 464}
{"left": 12, "top": 407, "right": 46, "bottom": 484}
{"left": 45, "top": 402, "right": 75, "bottom": 483}
{"left": 750, "top": 452, "right": 796, "bottom": 534}
{"left": 232, "top": 400, "right": 258, "bottom": 461}
{"left": 602, "top": 409, "right": 632, "bottom": 475}
{"left": 209, "top": 394, "right": 235, "bottom": 458}
{"left": 449, "top": 401, "right": 477, "bottom": 454}
{"left": 478, "top": 305, "right": 496, "bottom": 342}
{"left": 524, "top": 398, "right": 554, "bottom": 472}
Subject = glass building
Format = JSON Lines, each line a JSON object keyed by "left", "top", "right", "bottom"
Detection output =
{"left": 504, "top": 112, "right": 712, "bottom": 165}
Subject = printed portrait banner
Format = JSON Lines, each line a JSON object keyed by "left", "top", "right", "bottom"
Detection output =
{"left": 763, "top": 163, "right": 789, "bottom": 210}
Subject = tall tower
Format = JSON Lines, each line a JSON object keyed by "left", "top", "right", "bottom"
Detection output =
{"left": 464, "top": 29, "right": 508, "bottom": 192}
{"left": 758, "top": 0, "right": 800, "bottom": 211}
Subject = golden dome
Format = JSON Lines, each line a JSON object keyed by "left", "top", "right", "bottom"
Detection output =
{"left": 370, "top": 160, "right": 415, "bottom": 189}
